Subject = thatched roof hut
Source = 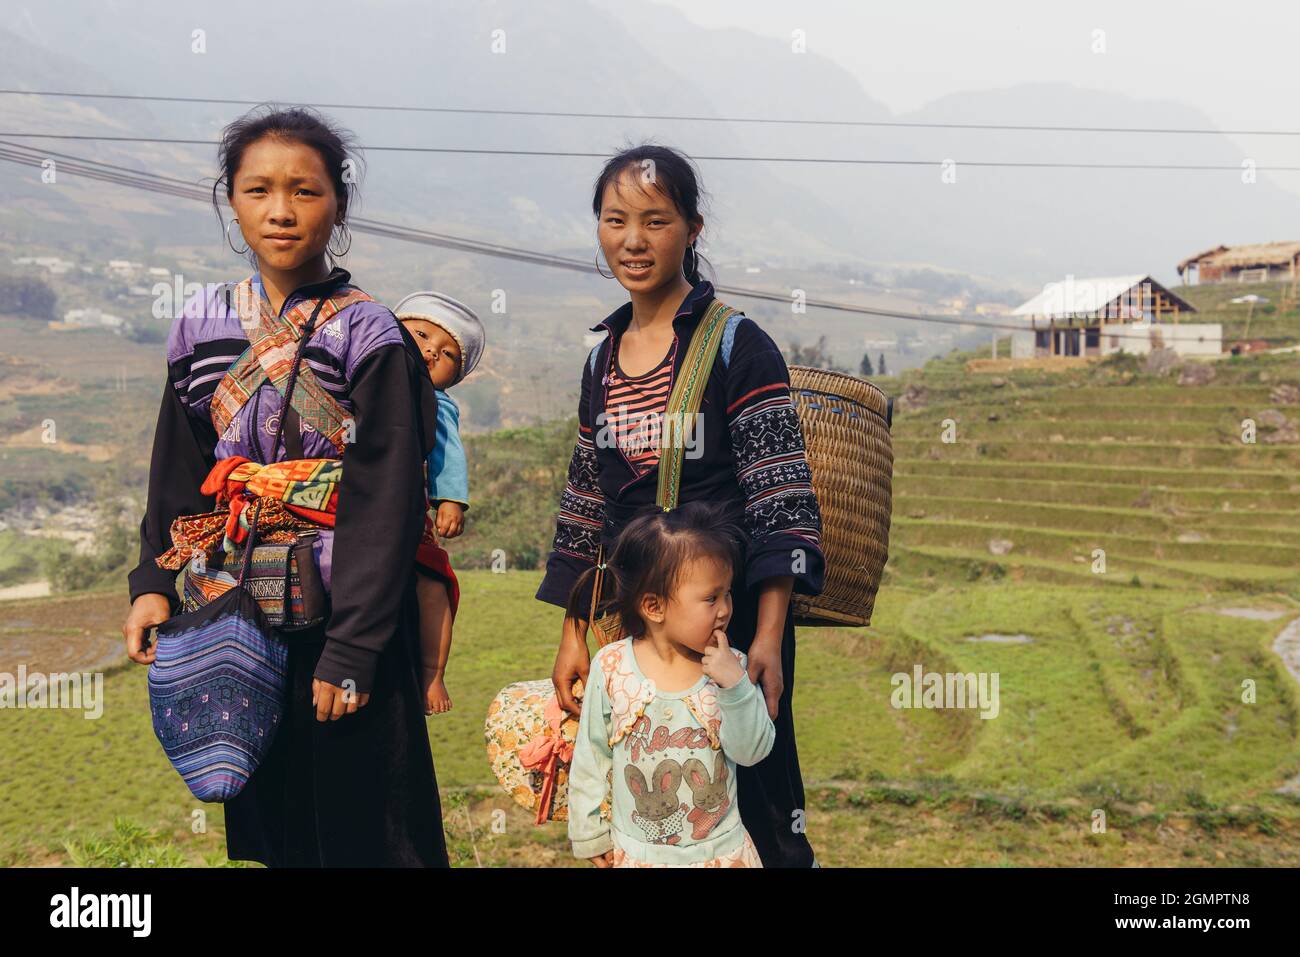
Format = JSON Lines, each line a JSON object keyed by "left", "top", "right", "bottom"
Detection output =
{"left": 1178, "top": 241, "right": 1300, "bottom": 284}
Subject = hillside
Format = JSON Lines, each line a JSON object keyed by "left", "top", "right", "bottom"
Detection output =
{"left": 2, "top": 288, "right": 1298, "bottom": 867}
{"left": 1174, "top": 277, "right": 1300, "bottom": 346}
{"left": 877, "top": 291, "right": 1300, "bottom": 597}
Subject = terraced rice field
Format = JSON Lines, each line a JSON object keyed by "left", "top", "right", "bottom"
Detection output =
{"left": 3, "top": 299, "right": 1299, "bottom": 866}
{"left": 885, "top": 357, "right": 1300, "bottom": 595}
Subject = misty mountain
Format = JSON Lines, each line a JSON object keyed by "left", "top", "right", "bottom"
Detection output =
{"left": 3, "top": 0, "right": 1297, "bottom": 405}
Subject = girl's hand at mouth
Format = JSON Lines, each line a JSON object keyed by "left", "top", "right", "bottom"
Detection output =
{"left": 701, "top": 628, "right": 744, "bottom": 689}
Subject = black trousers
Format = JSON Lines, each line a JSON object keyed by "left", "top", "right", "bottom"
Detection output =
{"left": 223, "top": 609, "right": 449, "bottom": 867}
{"left": 727, "top": 582, "right": 816, "bottom": 868}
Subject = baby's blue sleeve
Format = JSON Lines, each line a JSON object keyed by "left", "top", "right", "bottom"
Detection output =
{"left": 427, "top": 390, "right": 469, "bottom": 509}
{"left": 716, "top": 652, "right": 776, "bottom": 767}
{"left": 568, "top": 660, "right": 614, "bottom": 859}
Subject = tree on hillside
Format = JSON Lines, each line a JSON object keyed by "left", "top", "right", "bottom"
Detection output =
{"left": 788, "top": 335, "right": 839, "bottom": 371}
{"left": 878, "top": 353, "right": 888, "bottom": 376}
{"left": 0, "top": 276, "right": 58, "bottom": 320}
{"left": 860, "top": 353, "right": 874, "bottom": 377}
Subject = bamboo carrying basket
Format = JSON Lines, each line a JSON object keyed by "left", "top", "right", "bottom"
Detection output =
{"left": 786, "top": 366, "right": 894, "bottom": 627}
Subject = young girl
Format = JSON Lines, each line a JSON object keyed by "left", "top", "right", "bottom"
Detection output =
{"left": 394, "top": 291, "right": 484, "bottom": 715}
{"left": 124, "top": 106, "right": 448, "bottom": 866}
{"left": 565, "top": 500, "right": 774, "bottom": 867}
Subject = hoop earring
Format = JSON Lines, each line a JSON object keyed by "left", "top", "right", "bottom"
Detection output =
{"left": 328, "top": 222, "right": 352, "bottom": 258}
{"left": 225, "top": 218, "right": 249, "bottom": 255}
{"left": 686, "top": 244, "right": 699, "bottom": 280}
{"left": 595, "top": 246, "right": 614, "bottom": 280}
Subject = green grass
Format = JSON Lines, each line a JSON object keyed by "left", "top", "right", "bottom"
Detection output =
{"left": 2, "top": 574, "right": 1298, "bottom": 867}
{"left": 0, "top": 529, "right": 72, "bottom": 586}
{"left": 4, "top": 319, "right": 1300, "bottom": 866}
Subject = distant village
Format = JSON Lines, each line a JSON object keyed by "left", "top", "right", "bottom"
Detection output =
{"left": 1000, "top": 240, "right": 1300, "bottom": 363}
{"left": 9, "top": 240, "right": 1300, "bottom": 365}
{"left": 7, "top": 256, "right": 178, "bottom": 334}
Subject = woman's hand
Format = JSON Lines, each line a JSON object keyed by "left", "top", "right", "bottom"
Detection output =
{"left": 552, "top": 621, "right": 591, "bottom": 717}
{"left": 748, "top": 576, "right": 794, "bottom": 720}
{"left": 746, "top": 631, "right": 784, "bottom": 721}
{"left": 312, "top": 678, "right": 370, "bottom": 722}
{"left": 434, "top": 501, "right": 465, "bottom": 538}
{"left": 123, "top": 593, "right": 173, "bottom": 665}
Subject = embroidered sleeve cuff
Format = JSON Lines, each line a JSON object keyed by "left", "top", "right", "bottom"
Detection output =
{"left": 535, "top": 551, "right": 596, "bottom": 611}
{"left": 312, "top": 640, "right": 380, "bottom": 697}
{"left": 745, "top": 534, "right": 826, "bottom": 596}
{"left": 127, "top": 564, "right": 182, "bottom": 617}
{"left": 571, "top": 831, "right": 613, "bottom": 859}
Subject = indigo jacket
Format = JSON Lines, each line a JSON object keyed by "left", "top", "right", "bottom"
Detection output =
{"left": 535, "top": 280, "right": 826, "bottom": 615}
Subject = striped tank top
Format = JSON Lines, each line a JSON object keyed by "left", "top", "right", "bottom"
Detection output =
{"left": 604, "top": 339, "right": 677, "bottom": 473}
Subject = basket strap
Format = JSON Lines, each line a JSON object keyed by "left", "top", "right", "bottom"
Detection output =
{"left": 583, "top": 542, "right": 625, "bottom": 653}
{"left": 656, "top": 298, "right": 734, "bottom": 512}
{"left": 582, "top": 299, "right": 735, "bottom": 651}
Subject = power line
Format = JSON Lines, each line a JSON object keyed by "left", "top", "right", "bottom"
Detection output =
{"left": 3, "top": 131, "right": 1297, "bottom": 171}
{"left": 0, "top": 140, "right": 1294, "bottom": 346}
{"left": 4, "top": 88, "right": 1300, "bottom": 138}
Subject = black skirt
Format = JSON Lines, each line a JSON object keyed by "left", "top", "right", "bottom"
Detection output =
{"left": 222, "top": 594, "right": 449, "bottom": 868}
{"left": 726, "top": 578, "right": 816, "bottom": 868}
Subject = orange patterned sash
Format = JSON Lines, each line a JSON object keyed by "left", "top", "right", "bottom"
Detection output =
{"left": 156, "top": 455, "right": 342, "bottom": 571}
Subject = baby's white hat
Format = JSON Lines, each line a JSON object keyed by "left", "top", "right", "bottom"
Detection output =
{"left": 393, "top": 291, "right": 486, "bottom": 386}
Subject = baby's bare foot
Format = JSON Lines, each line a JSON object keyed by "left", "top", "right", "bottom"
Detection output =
{"left": 424, "top": 672, "right": 452, "bottom": 716}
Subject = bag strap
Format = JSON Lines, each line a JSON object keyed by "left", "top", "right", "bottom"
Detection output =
{"left": 588, "top": 542, "right": 606, "bottom": 638}
{"left": 655, "top": 298, "right": 735, "bottom": 511}
{"left": 236, "top": 295, "right": 330, "bottom": 586}
{"left": 213, "top": 277, "right": 370, "bottom": 455}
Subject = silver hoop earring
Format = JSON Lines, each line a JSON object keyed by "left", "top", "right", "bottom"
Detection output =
{"left": 595, "top": 246, "right": 614, "bottom": 280}
{"left": 225, "top": 218, "right": 249, "bottom": 255}
{"left": 328, "top": 222, "right": 352, "bottom": 258}
{"left": 686, "top": 244, "right": 699, "bottom": 279}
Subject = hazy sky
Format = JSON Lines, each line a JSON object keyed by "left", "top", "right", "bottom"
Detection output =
{"left": 650, "top": 0, "right": 1300, "bottom": 198}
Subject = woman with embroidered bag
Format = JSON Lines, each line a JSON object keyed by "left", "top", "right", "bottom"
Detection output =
{"left": 121, "top": 106, "right": 448, "bottom": 867}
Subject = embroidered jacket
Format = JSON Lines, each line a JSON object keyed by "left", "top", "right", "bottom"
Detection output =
{"left": 535, "top": 280, "right": 826, "bottom": 613}
{"left": 127, "top": 267, "right": 438, "bottom": 695}
{"left": 568, "top": 637, "right": 775, "bottom": 863}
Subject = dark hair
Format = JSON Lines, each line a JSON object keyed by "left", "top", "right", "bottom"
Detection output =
{"left": 565, "top": 500, "right": 747, "bottom": 636}
{"left": 591, "top": 143, "right": 711, "bottom": 285}
{"left": 211, "top": 105, "right": 362, "bottom": 261}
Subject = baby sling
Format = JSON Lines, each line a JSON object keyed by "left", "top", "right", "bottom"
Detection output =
{"left": 170, "top": 279, "right": 373, "bottom": 628}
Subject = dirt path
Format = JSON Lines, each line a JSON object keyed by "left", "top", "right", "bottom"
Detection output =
{"left": 0, "top": 589, "right": 127, "bottom": 673}
{"left": 1270, "top": 614, "right": 1300, "bottom": 796}
{"left": 1271, "top": 615, "right": 1300, "bottom": 685}
{"left": 0, "top": 581, "right": 51, "bottom": 601}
